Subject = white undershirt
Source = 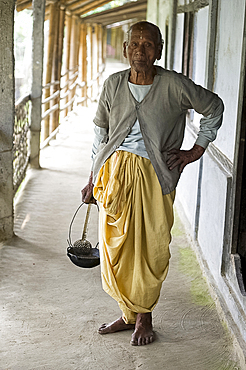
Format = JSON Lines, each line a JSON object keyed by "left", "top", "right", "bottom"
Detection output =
{"left": 92, "top": 82, "right": 152, "bottom": 161}
{"left": 117, "top": 82, "right": 151, "bottom": 159}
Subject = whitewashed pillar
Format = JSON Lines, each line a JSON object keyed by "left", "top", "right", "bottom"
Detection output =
{"left": 0, "top": 0, "right": 15, "bottom": 241}
{"left": 30, "top": 0, "right": 46, "bottom": 168}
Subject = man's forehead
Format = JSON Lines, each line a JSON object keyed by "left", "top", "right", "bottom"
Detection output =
{"left": 129, "top": 26, "right": 157, "bottom": 41}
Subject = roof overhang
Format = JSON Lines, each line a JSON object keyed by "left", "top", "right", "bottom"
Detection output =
{"left": 81, "top": 0, "right": 147, "bottom": 26}
{"left": 16, "top": 0, "right": 146, "bottom": 27}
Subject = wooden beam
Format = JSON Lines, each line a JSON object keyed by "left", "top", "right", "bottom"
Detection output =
{"left": 89, "top": 0, "right": 147, "bottom": 14}
{"left": 82, "top": 10, "right": 146, "bottom": 27}
{"left": 67, "top": 0, "right": 93, "bottom": 11}
{"left": 87, "top": 24, "right": 93, "bottom": 99}
{"left": 83, "top": 0, "right": 147, "bottom": 18}
{"left": 16, "top": 0, "right": 31, "bottom": 4}
{"left": 81, "top": 0, "right": 147, "bottom": 25}
{"left": 68, "top": 15, "right": 80, "bottom": 111}
{"left": 50, "top": 3, "right": 59, "bottom": 133}
{"left": 98, "top": 24, "right": 102, "bottom": 70}
{"left": 63, "top": 0, "right": 83, "bottom": 5}
{"left": 95, "top": 24, "right": 100, "bottom": 91}
{"left": 79, "top": 23, "right": 88, "bottom": 105}
{"left": 58, "top": 7, "right": 66, "bottom": 82}
{"left": 50, "top": 3, "right": 64, "bottom": 133}
{"left": 43, "top": 2, "right": 57, "bottom": 140}
{"left": 115, "top": 27, "right": 121, "bottom": 60}
{"left": 72, "top": 0, "right": 113, "bottom": 15}
{"left": 63, "top": 13, "right": 72, "bottom": 117}
{"left": 16, "top": 0, "right": 32, "bottom": 12}
{"left": 102, "top": 26, "right": 107, "bottom": 65}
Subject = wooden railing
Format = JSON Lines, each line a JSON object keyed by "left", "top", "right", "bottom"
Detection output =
{"left": 13, "top": 64, "right": 105, "bottom": 194}
{"left": 41, "top": 64, "right": 105, "bottom": 145}
{"left": 13, "top": 94, "right": 31, "bottom": 195}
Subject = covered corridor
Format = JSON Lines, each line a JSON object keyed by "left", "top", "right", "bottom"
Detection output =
{"left": 2, "top": 0, "right": 246, "bottom": 367}
{"left": 0, "top": 76, "right": 244, "bottom": 368}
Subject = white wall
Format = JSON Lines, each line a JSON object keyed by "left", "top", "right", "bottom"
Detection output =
{"left": 176, "top": 6, "right": 210, "bottom": 236}
{"left": 147, "top": 0, "right": 159, "bottom": 25}
{"left": 213, "top": 0, "right": 246, "bottom": 162}
{"left": 158, "top": 0, "right": 170, "bottom": 68}
{"left": 147, "top": 0, "right": 171, "bottom": 69}
{"left": 197, "top": 153, "right": 228, "bottom": 278}
{"left": 193, "top": 7, "right": 208, "bottom": 87}
{"left": 173, "top": 13, "right": 184, "bottom": 73}
{"left": 173, "top": 0, "right": 246, "bottom": 288}
{"left": 147, "top": 0, "right": 246, "bottom": 350}
{"left": 175, "top": 0, "right": 246, "bottom": 347}
{"left": 177, "top": 135, "right": 229, "bottom": 281}
{"left": 192, "top": 7, "right": 209, "bottom": 130}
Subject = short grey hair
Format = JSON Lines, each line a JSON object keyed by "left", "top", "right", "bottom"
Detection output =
{"left": 125, "top": 21, "right": 164, "bottom": 48}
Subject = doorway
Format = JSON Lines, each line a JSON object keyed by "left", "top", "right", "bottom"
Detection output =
{"left": 233, "top": 63, "right": 246, "bottom": 294}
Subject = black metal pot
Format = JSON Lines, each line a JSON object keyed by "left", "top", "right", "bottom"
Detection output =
{"left": 67, "top": 203, "right": 100, "bottom": 268}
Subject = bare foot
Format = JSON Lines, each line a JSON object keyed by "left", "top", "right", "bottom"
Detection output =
{"left": 130, "top": 313, "right": 154, "bottom": 346}
{"left": 98, "top": 317, "right": 135, "bottom": 335}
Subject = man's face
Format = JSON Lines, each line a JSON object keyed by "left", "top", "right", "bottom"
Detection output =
{"left": 123, "top": 25, "right": 161, "bottom": 73}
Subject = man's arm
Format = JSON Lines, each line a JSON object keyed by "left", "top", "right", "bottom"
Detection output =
{"left": 167, "top": 144, "right": 205, "bottom": 173}
{"left": 81, "top": 171, "right": 97, "bottom": 204}
{"left": 81, "top": 126, "right": 108, "bottom": 204}
{"left": 167, "top": 88, "right": 224, "bottom": 173}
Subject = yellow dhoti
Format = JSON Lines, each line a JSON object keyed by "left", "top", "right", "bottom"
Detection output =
{"left": 93, "top": 151, "right": 175, "bottom": 324}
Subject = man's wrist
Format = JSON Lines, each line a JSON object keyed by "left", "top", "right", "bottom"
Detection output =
{"left": 192, "top": 144, "right": 205, "bottom": 152}
{"left": 89, "top": 171, "right": 94, "bottom": 185}
{"left": 190, "top": 144, "right": 205, "bottom": 161}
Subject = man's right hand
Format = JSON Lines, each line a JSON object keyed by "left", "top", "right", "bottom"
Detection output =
{"left": 81, "top": 171, "right": 97, "bottom": 204}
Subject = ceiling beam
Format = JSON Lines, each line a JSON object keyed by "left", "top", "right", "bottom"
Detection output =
{"left": 16, "top": 0, "right": 59, "bottom": 12}
{"left": 64, "top": 0, "right": 82, "bottom": 4}
{"left": 82, "top": 10, "right": 146, "bottom": 26}
{"left": 81, "top": 0, "right": 147, "bottom": 25}
{"left": 16, "top": 0, "right": 146, "bottom": 28}
{"left": 16, "top": 0, "right": 32, "bottom": 11}
{"left": 66, "top": 0, "right": 92, "bottom": 11}
{"left": 84, "top": 12, "right": 146, "bottom": 26}
{"left": 70, "top": 0, "right": 113, "bottom": 15}
{"left": 81, "top": 0, "right": 147, "bottom": 17}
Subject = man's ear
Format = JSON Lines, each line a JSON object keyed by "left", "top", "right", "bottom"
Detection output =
{"left": 123, "top": 41, "right": 127, "bottom": 59}
{"left": 156, "top": 44, "right": 163, "bottom": 61}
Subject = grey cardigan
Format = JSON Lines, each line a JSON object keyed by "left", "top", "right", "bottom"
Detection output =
{"left": 92, "top": 66, "right": 224, "bottom": 195}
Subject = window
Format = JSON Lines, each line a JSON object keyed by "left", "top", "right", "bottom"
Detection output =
{"left": 165, "top": 23, "right": 169, "bottom": 69}
{"left": 182, "top": 12, "right": 194, "bottom": 78}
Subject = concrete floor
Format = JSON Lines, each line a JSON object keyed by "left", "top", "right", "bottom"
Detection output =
{"left": 0, "top": 68, "right": 245, "bottom": 369}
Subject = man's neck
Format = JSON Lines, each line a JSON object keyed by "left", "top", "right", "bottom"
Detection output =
{"left": 129, "top": 67, "right": 156, "bottom": 85}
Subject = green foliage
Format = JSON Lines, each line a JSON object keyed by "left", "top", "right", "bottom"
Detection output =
{"left": 14, "top": 9, "right": 33, "bottom": 63}
{"left": 14, "top": 9, "right": 33, "bottom": 99}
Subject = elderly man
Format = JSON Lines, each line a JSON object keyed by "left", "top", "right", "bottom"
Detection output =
{"left": 82, "top": 21, "right": 223, "bottom": 346}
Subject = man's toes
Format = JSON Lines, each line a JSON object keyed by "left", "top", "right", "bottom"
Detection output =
{"left": 138, "top": 337, "right": 144, "bottom": 346}
{"left": 130, "top": 331, "right": 154, "bottom": 346}
{"left": 130, "top": 335, "right": 138, "bottom": 346}
{"left": 98, "top": 323, "right": 107, "bottom": 333}
{"left": 145, "top": 335, "right": 154, "bottom": 345}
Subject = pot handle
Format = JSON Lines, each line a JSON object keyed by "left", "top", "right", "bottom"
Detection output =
{"left": 67, "top": 203, "right": 84, "bottom": 248}
{"left": 67, "top": 202, "right": 99, "bottom": 248}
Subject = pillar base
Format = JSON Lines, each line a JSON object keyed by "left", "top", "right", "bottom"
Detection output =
{"left": 29, "top": 130, "right": 41, "bottom": 169}
{"left": 0, "top": 216, "right": 13, "bottom": 242}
